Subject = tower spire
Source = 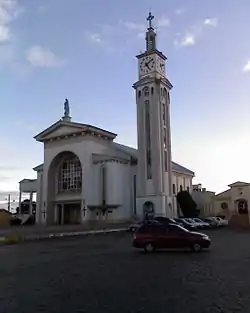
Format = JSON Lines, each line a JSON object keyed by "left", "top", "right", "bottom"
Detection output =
{"left": 145, "top": 11, "right": 157, "bottom": 51}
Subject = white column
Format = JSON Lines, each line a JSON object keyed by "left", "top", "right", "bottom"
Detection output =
{"left": 18, "top": 191, "right": 22, "bottom": 215}
{"left": 80, "top": 199, "right": 86, "bottom": 223}
{"left": 54, "top": 204, "right": 58, "bottom": 224}
{"left": 29, "top": 192, "right": 33, "bottom": 215}
{"left": 61, "top": 204, "right": 65, "bottom": 224}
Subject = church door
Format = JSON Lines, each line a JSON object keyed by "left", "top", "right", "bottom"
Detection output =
{"left": 143, "top": 201, "right": 155, "bottom": 220}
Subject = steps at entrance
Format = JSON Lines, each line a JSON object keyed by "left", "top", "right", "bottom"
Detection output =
{"left": 229, "top": 214, "right": 250, "bottom": 230}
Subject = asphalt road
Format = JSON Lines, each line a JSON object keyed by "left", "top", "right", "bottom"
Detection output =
{"left": 1, "top": 229, "right": 250, "bottom": 313}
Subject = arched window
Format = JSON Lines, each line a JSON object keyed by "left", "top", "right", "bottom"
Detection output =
{"left": 143, "top": 86, "right": 149, "bottom": 97}
{"left": 100, "top": 164, "right": 107, "bottom": 205}
{"left": 145, "top": 100, "right": 152, "bottom": 179}
{"left": 138, "top": 90, "right": 141, "bottom": 98}
{"left": 151, "top": 87, "right": 154, "bottom": 94}
{"left": 167, "top": 91, "right": 170, "bottom": 104}
{"left": 163, "top": 88, "right": 167, "bottom": 98}
{"left": 58, "top": 156, "right": 82, "bottom": 192}
{"left": 221, "top": 202, "right": 228, "bottom": 210}
{"left": 180, "top": 185, "right": 183, "bottom": 191}
{"left": 162, "top": 102, "right": 166, "bottom": 126}
{"left": 238, "top": 200, "right": 248, "bottom": 215}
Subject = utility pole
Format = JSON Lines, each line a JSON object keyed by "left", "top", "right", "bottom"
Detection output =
{"left": 5, "top": 194, "right": 15, "bottom": 212}
{"left": 7, "top": 194, "right": 10, "bottom": 212}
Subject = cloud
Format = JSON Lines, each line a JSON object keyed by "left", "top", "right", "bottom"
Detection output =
{"left": 123, "top": 21, "right": 145, "bottom": 32}
{"left": 84, "top": 31, "right": 104, "bottom": 45}
{"left": 85, "top": 16, "right": 171, "bottom": 53}
{"left": 25, "top": 45, "right": 65, "bottom": 68}
{"left": 243, "top": 61, "right": 250, "bottom": 73}
{"left": 175, "top": 17, "right": 218, "bottom": 48}
{"left": 0, "top": 165, "right": 18, "bottom": 171}
{"left": 0, "top": 1, "right": 28, "bottom": 77}
{"left": 0, "top": 24, "right": 10, "bottom": 42}
{"left": 175, "top": 7, "right": 186, "bottom": 16}
{"left": 38, "top": 5, "right": 47, "bottom": 13}
{"left": 0, "top": 191, "right": 19, "bottom": 201}
{"left": 0, "top": 0, "right": 22, "bottom": 43}
{"left": 14, "top": 120, "right": 37, "bottom": 131}
{"left": 84, "top": 21, "right": 143, "bottom": 52}
{"left": 180, "top": 34, "right": 196, "bottom": 46}
{"left": 204, "top": 18, "right": 218, "bottom": 27}
{"left": 0, "top": 175, "right": 11, "bottom": 181}
{"left": 157, "top": 16, "right": 170, "bottom": 28}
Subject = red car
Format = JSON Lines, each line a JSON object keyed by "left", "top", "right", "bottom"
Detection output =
{"left": 132, "top": 223, "right": 211, "bottom": 252}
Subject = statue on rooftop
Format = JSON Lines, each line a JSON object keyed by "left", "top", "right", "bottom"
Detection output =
{"left": 64, "top": 98, "right": 70, "bottom": 117}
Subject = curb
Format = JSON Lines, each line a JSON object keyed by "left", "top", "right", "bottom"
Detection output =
{"left": 0, "top": 228, "right": 128, "bottom": 245}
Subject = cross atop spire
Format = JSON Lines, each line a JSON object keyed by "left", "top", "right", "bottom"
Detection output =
{"left": 146, "top": 11, "right": 154, "bottom": 29}
{"left": 145, "top": 11, "right": 156, "bottom": 51}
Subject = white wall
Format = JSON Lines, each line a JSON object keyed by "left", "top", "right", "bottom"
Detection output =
{"left": 20, "top": 180, "right": 37, "bottom": 193}
{"left": 172, "top": 173, "right": 193, "bottom": 194}
{"left": 37, "top": 131, "right": 195, "bottom": 224}
{"left": 35, "top": 171, "right": 43, "bottom": 224}
{"left": 41, "top": 136, "right": 114, "bottom": 224}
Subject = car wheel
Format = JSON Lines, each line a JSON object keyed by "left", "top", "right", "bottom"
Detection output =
{"left": 191, "top": 243, "right": 202, "bottom": 252}
{"left": 144, "top": 243, "right": 154, "bottom": 253}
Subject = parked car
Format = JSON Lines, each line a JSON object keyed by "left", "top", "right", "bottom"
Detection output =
{"left": 132, "top": 223, "right": 211, "bottom": 252}
{"left": 182, "top": 218, "right": 203, "bottom": 229}
{"left": 213, "top": 217, "right": 228, "bottom": 226}
{"left": 205, "top": 217, "right": 221, "bottom": 227}
{"left": 200, "top": 217, "right": 219, "bottom": 228}
{"left": 174, "top": 218, "right": 197, "bottom": 231}
{"left": 188, "top": 218, "right": 206, "bottom": 229}
{"left": 192, "top": 218, "right": 211, "bottom": 228}
{"left": 154, "top": 216, "right": 184, "bottom": 227}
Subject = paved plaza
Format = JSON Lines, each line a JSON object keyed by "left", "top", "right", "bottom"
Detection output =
{"left": 1, "top": 229, "right": 250, "bottom": 313}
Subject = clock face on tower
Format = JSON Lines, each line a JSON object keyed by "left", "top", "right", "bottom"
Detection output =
{"left": 139, "top": 56, "right": 155, "bottom": 76}
{"left": 156, "top": 56, "right": 165, "bottom": 75}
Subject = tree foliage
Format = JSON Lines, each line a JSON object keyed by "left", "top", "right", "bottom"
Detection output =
{"left": 18, "top": 199, "right": 36, "bottom": 215}
{"left": 176, "top": 190, "right": 199, "bottom": 218}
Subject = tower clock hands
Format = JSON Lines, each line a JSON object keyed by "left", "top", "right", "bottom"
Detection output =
{"left": 145, "top": 58, "right": 154, "bottom": 69}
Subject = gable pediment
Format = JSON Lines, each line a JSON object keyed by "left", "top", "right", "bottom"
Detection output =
{"left": 228, "top": 181, "right": 250, "bottom": 188}
{"left": 47, "top": 125, "right": 82, "bottom": 137}
{"left": 34, "top": 119, "right": 117, "bottom": 142}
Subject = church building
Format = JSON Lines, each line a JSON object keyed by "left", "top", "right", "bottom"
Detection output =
{"left": 19, "top": 13, "right": 195, "bottom": 225}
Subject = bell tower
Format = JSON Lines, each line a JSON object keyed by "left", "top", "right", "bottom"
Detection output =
{"left": 133, "top": 12, "right": 174, "bottom": 219}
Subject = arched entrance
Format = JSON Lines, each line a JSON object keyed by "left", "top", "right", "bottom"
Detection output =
{"left": 46, "top": 151, "right": 83, "bottom": 224}
{"left": 237, "top": 199, "right": 248, "bottom": 215}
{"left": 143, "top": 201, "right": 154, "bottom": 220}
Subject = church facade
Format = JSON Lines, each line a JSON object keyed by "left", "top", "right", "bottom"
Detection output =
{"left": 22, "top": 13, "right": 195, "bottom": 225}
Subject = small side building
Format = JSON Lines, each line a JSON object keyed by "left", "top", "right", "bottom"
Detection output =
{"left": 214, "top": 181, "right": 250, "bottom": 228}
{"left": 192, "top": 184, "right": 216, "bottom": 217}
